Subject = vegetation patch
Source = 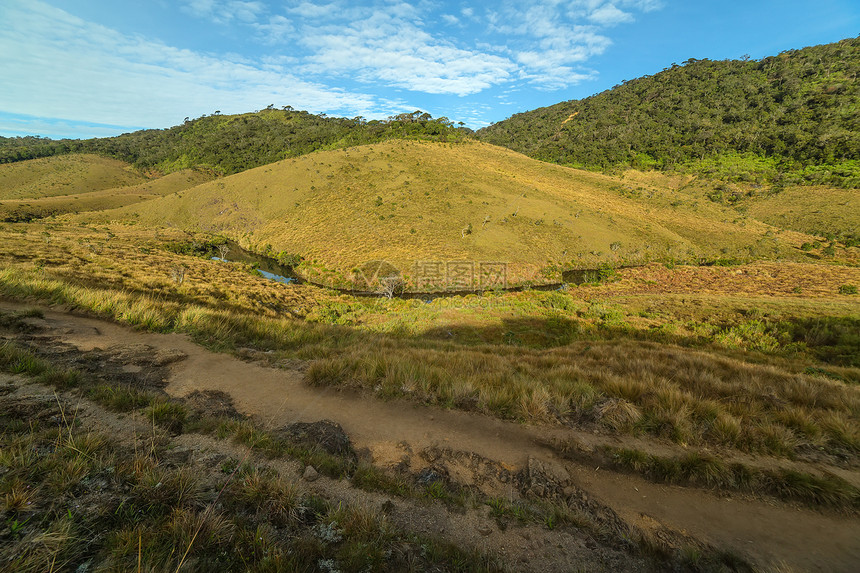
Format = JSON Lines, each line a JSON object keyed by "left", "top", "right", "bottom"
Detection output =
{"left": 603, "top": 447, "right": 860, "bottom": 510}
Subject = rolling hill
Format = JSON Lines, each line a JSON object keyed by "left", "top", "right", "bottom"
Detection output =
{"left": 0, "top": 163, "right": 214, "bottom": 221}
{"left": 0, "top": 110, "right": 469, "bottom": 176}
{"left": 0, "top": 154, "right": 147, "bottom": 201}
{"left": 477, "top": 37, "right": 860, "bottom": 188}
{"left": 79, "top": 140, "right": 816, "bottom": 287}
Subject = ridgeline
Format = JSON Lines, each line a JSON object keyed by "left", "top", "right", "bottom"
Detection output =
{"left": 0, "top": 109, "right": 469, "bottom": 175}
{"left": 477, "top": 37, "right": 859, "bottom": 188}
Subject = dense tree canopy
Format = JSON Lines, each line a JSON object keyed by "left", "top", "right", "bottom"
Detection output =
{"left": 0, "top": 109, "right": 469, "bottom": 175}
{"left": 477, "top": 37, "right": 860, "bottom": 187}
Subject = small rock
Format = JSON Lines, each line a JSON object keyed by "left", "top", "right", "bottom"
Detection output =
{"left": 477, "top": 526, "right": 493, "bottom": 536}
{"left": 416, "top": 466, "right": 447, "bottom": 486}
{"left": 303, "top": 465, "right": 319, "bottom": 482}
{"left": 381, "top": 500, "right": 395, "bottom": 514}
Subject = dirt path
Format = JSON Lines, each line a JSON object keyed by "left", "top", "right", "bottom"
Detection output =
{"left": 6, "top": 301, "right": 860, "bottom": 572}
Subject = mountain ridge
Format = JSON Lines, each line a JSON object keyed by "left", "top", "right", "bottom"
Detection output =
{"left": 476, "top": 37, "right": 859, "bottom": 188}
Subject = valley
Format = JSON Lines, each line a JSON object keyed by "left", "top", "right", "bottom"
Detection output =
{"left": 1, "top": 36, "right": 858, "bottom": 573}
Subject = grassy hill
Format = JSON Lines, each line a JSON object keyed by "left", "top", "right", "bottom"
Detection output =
{"left": 0, "top": 154, "right": 147, "bottom": 201}
{"left": 477, "top": 37, "right": 860, "bottom": 188}
{"left": 743, "top": 186, "right": 860, "bottom": 241}
{"left": 0, "top": 164, "right": 214, "bottom": 221}
{"left": 0, "top": 110, "right": 469, "bottom": 176}
{"left": 81, "top": 140, "right": 818, "bottom": 287}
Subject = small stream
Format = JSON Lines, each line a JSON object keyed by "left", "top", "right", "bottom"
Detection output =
{"left": 214, "top": 241, "right": 302, "bottom": 285}
{"left": 214, "top": 241, "right": 629, "bottom": 298}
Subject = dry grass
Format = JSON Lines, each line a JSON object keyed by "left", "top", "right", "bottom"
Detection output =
{"left": 72, "top": 139, "right": 822, "bottom": 284}
{"left": 606, "top": 447, "right": 860, "bottom": 510}
{"left": 0, "top": 168, "right": 212, "bottom": 220}
{"left": 0, "top": 374, "right": 505, "bottom": 573}
{"left": 1, "top": 223, "right": 858, "bottom": 463}
{"left": 306, "top": 338, "right": 860, "bottom": 457}
{"left": 744, "top": 185, "right": 860, "bottom": 239}
{"left": 0, "top": 154, "right": 146, "bottom": 201}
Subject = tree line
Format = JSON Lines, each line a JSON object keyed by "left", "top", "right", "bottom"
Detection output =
{"left": 0, "top": 109, "right": 470, "bottom": 175}
{"left": 477, "top": 37, "right": 859, "bottom": 188}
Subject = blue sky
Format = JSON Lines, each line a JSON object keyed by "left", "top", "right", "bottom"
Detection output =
{"left": 1, "top": 0, "right": 857, "bottom": 139}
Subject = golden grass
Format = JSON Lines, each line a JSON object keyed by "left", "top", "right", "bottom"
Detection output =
{"left": 0, "top": 168, "right": 213, "bottom": 220}
{"left": 1, "top": 223, "right": 857, "bottom": 461}
{"left": 0, "top": 154, "right": 146, "bottom": 200}
{"left": 72, "top": 140, "right": 827, "bottom": 284}
{"left": 745, "top": 185, "right": 860, "bottom": 238}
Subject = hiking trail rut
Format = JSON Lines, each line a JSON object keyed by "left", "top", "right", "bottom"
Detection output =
{"left": 4, "top": 301, "right": 859, "bottom": 572}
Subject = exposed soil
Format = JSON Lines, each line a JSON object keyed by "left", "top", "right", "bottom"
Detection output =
{"left": 3, "top": 300, "right": 860, "bottom": 572}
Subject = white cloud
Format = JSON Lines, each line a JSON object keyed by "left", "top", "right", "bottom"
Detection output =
{"left": 0, "top": 1, "right": 392, "bottom": 131}
{"left": 286, "top": 1, "right": 354, "bottom": 19}
{"left": 181, "top": 0, "right": 266, "bottom": 24}
{"left": 485, "top": 2, "right": 618, "bottom": 88}
{"left": 252, "top": 14, "right": 295, "bottom": 43}
{"left": 622, "top": 0, "right": 664, "bottom": 12}
{"left": 589, "top": 4, "right": 634, "bottom": 26}
{"left": 0, "top": 0, "right": 668, "bottom": 137}
{"left": 299, "top": 10, "right": 516, "bottom": 96}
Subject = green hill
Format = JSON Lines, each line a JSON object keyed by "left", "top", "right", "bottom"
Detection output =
{"left": 477, "top": 37, "right": 859, "bottom": 188}
{"left": 0, "top": 110, "right": 468, "bottom": 176}
{"left": 80, "top": 140, "right": 816, "bottom": 287}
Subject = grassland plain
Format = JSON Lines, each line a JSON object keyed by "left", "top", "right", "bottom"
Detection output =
{"left": 743, "top": 185, "right": 860, "bottom": 240}
{"left": 71, "top": 140, "right": 847, "bottom": 286}
{"left": 1, "top": 224, "right": 859, "bottom": 571}
{"left": 1, "top": 224, "right": 858, "bottom": 465}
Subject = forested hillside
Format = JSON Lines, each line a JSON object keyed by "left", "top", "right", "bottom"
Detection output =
{"left": 477, "top": 37, "right": 859, "bottom": 187}
{"left": 0, "top": 109, "right": 468, "bottom": 175}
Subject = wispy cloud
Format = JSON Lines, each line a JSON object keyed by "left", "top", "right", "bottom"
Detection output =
{"left": 622, "top": 0, "right": 665, "bottom": 12}
{"left": 0, "top": 112, "right": 147, "bottom": 140}
{"left": 0, "top": 1, "right": 398, "bottom": 135}
{"left": 589, "top": 4, "right": 634, "bottom": 26}
{"left": 177, "top": 1, "right": 658, "bottom": 96}
{"left": 485, "top": 2, "right": 622, "bottom": 88}
{"left": 148, "top": 2, "right": 662, "bottom": 98}
{"left": 0, "top": 0, "right": 666, "bottom": 136}
{"left": 298, "top": 9, "right": 515, "bottom": 96}
{"left": 180, "top": 0, "right": 266, "bottom": 24}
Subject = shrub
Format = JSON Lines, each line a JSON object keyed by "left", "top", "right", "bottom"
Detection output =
{"left": 146, "top": 401, "right": 189, "bottom": 433}
{"left": 838, "top": 284, "right": 858, "bottom": 295}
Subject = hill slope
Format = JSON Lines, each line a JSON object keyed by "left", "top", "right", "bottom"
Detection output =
{"left": 0, "top": 154, "right": 146, "bottom": 201}
{"left": 83, "top": 140, "right": 813, "bottom": 286}
{"left": 477, "top": 37, "right": 859, "bottom": 187}
{"left": 0, "top": 110, "right": 468, "bottom": 176}
{"left": 0, "top": 164, "right": 213, "bottom": 221}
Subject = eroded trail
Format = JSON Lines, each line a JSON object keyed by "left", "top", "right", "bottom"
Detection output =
{"left": 6, "top": 302, "right": 860, "bottom": 572}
